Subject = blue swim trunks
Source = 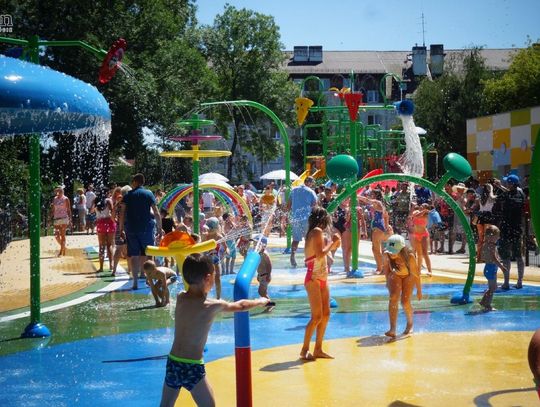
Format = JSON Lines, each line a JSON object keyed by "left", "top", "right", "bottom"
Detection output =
{"left": 483, "top": 263, "right": 498, "bottom": 281}
{"left": 165, "top": 355, "right": 205, "bottom": 391}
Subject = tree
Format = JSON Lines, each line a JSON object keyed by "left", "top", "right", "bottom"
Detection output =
{"left": 483, "top": 39, "right": 540, "bottom": 113}
{"left": 201, "top": 5, "right": 297, "bottom": 181}
{"left": 414, "top": 48, "right": 493, "bottom": 166}
{"left": 2, "top": 0, "right": 215, "bottom": 195}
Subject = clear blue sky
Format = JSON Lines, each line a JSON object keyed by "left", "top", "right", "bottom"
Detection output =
{"left": 196, "top": 0, "right": 539, "bottom": 50}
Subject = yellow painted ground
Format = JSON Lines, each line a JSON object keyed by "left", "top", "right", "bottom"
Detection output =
{"left": 177, "top": 332, "right": 537, "bottom": 406}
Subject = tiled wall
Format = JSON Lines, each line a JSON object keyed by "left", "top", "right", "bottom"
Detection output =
{"left": 466, "top": 106, "right": 540, "bottom": 180}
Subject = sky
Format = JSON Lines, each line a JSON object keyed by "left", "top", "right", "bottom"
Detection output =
{"left": 195, "top": 0, "right": 540, "bottom": 51}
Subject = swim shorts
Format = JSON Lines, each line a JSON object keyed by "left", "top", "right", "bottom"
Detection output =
{"left": 483, "top": 263, "right": 498, "bottom": 281}
{"left": 126, "top": 229, "right": 154, "bottom": 257}
{"left": 164, "top": 355, "right": 206, "bottom": 391}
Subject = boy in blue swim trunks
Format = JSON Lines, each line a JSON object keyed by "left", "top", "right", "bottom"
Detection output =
{"left": 160, "top": 254, "right": 269, "bottom": 407}
{"left": 478, "top": 225, "right": 508, "bottom": 311}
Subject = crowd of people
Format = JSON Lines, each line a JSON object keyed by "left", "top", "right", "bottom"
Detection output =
{"left": 48, "top": 171, "right": 536, "bottom": 406}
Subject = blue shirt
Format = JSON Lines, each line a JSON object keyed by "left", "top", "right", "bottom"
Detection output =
{"left": 290, "top": 185, "right": 317, "bottom": 220}
{"left": 123, "top": 187, "right": 156, "bottom": 233}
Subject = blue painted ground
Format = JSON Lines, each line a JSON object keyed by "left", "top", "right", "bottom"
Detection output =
{"left": 1, "top": 280, "right": 539, "bottom": 407}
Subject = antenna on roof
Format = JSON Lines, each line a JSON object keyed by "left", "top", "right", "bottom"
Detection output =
{"left": 421, "top": 12, "right": 426, "bottom": 47}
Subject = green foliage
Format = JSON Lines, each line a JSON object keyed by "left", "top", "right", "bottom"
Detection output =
{"left": 0, "top": 139, "right": 29, "bottom": 213}
{"left": 201, "top": 5, "right": 297, "bottom": 180}
{"left": 414, "top": 48, "right": 493, "bottom": 168}
{"left": 483, "top": 40, "right": 540, "bottom": 113}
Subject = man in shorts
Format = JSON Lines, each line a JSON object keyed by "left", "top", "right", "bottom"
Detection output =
{"left": 286, "top": 176, "right": 318, "bottom": 267}
{"left": 496, "top": 175, "right": 525, "bottom": 289}
{"left": 118, "top": 173, "right": 162, "bottom": 290}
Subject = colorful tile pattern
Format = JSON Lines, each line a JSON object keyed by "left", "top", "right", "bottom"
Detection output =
{"left": 466, "top": 105, "right": 539, "bottom": 174}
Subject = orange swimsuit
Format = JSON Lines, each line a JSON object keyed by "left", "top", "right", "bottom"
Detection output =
{"left": 304, "top": 255, "right": 329, "bottom": 288}
{"left": 411, "top": 216, "right": 429, "bottom": 241}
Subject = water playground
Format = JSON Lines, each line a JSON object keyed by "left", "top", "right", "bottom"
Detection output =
{"left": 1, "top": 34, "right": 540, "bottom": 406}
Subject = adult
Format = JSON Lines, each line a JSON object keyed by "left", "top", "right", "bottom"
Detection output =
{"left": 391, "top": 182, "right": 410, "bottom": 234}
{"left": 318, "top": 185, "right": 334, "bottom": 209}
{"left": 382, "top": 234, "right": 422, "bottom": 338}
{"left": 340, "top": 200, "right": 367, "bottom": 275}
{"left": 463, "top": 188, "right": 480, "bottom": 250}
{"left": 410, "top": 204, "right": 432, "bottom": 276}
{"left": 75, "top": 188, "right": 87, "bottom": 232}
{"left": 85, "top": 183, "right": 97, "bottom": 234}
{"left": 301, "top": 207, "right": 341, "bottom": 360}
{"left": 476, "top": 182, "right": 497, "bottom": 261}
{"left": 201, "top": 190, "right": 215, "bottom": 217}
{"left": 495, "top": 175, "right": 525, "bottom": 289}
{"left": 286, "top": 176, "right": 318, "bottom": 267}
{"left": 94, "top": 188, "right": 116, "bottom": 273}
{"left": 119, "top": 173, "right": 162, "bottom": 290}
{"left": 358, "top": 189, "right": 392, "bottom": 274}
{"left": 50, "top": 186, "right": 71, "bottom": 256}
{"left": 414, "top": 185, "right": 431, "bottom": 205}
{"left": 451, "top": 183, "right": 468, "bottom": 254}
{"left": 434, "top": 183, "right": 455, "bottom": 254}
{"left": 112, "top": 185, "right": 131, "bottom": 276}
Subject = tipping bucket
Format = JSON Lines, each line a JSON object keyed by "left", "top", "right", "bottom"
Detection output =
{"left": 344, "top": 93, "right": 363, "bottom": 121}
{"left": 295, "top": 97, "right": 314, "bottom": 126}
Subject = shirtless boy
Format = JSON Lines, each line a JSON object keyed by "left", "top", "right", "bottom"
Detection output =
{"left": 160, "top": 254, "right": 269, "bottom": 407}
{"left": 142, "top": 260, "right": 177, "bottom": 307}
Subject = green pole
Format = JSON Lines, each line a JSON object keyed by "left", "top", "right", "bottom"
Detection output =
{"left": 27, "top": 35, "right": 43, "bottom": 328}
{"left": 350, "top": 121, "right": 359, "bottom": 274}
{"left": 200, "top": 100, "right": 292, "bottom": 249}
{"left": 192, "top": 149, "right": 200, "bottom": 235}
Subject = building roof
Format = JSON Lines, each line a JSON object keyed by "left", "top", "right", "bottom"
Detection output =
{"left": 283, "top": 48, "right": 517, "bottom": 75}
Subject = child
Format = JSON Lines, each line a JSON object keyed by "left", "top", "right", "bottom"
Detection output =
{"left": 159, "top": 209, "right": 177, "bottom": 267}
{"left": 236, "top": 215, "right": 252, "bottom": 257}
{"left": 143, "top": 260, "right": 178, "bottom": 307}
{"left": 222, "top": 212, "right": 237, "bottom": 275}
{"left": 427, "top": 205, "right": 442, "bottom": 255}
{"left": 160, "top": 254, "right": 269, "bottom": 407}
{"left": 478, "top": 225, "right": 508, "bottom": 311}
{"left": 203, "top": 217, "right": 225, "bottom": 299}
{"left": 253, "top": 235, "right": 272, "bottom": 301}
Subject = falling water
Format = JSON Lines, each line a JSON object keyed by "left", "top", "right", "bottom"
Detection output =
{"left": 398, "top": 115, "right": 424, "bottom": 178}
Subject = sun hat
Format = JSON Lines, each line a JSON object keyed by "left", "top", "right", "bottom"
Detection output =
{"left": 384, "top": 234, "right": 406, "bottom": 255}
{"left": 452, "top": 183, "right": 467, "bottom": 193}
{"left": 503, "top": 174, "right": 520, "bottom": 185}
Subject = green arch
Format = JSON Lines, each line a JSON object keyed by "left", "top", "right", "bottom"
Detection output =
{"left": 327, "top": 173, "right": 477, "bottom": 302}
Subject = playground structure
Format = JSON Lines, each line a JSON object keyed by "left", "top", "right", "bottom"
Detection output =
{"left": 0, "top": 35, "right": 124, "bottom": 338}
{"left": 160, "top": 114, "right": 232, "bottom": 234}
{"left": 292, "top": 73, "right": 432, "bottom": 275}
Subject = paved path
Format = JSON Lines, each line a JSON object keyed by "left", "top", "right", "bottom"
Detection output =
{"left": 0, "top": 233, "right": 99, "bottom": 312}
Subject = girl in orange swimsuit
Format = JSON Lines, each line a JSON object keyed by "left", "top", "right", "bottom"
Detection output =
{"left": 410, "top": 204, "right": 432, "bottom": 276}
{"left": 301, "top": 207, "right": 341, "bottom": 361}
